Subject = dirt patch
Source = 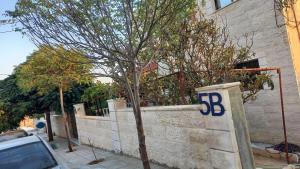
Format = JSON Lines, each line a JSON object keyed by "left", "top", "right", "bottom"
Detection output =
{"left": 88, "top": 158, "right": 105, "bottom": 165}
{"left": 50, "top": 143, "right": 58, "bottom": 150}
{"left": 66, "top": 149, "right": 77, "bottom": 153}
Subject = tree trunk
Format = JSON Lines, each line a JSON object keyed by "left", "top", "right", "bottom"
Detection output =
{"left": 119, "top": 60, "right": 151, "bottom": 169}
{"left": 45, "top": 111, "right": 54, "bottom": 142}
{"left": 178, "top": 66, "right": 187, "bottom": 105}
{"left": 59, "top": 86, "right": 73, "bottom": 152}
{"left": 133, "top": 104, "right": 151, "bottom": 169}
{"left": 132, "top": 65, "right": 151, "bottom": 169}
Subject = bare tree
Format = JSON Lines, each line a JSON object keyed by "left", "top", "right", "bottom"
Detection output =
{"left": 87, "top": 138, "right": 98, "bottom": 162}
{"left": 9, "top": 0, "right": 195, "bottom": 168}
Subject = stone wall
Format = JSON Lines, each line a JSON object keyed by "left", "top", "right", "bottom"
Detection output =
{"left": 116, "top": 106, "right": 244, "bottom": 169}
{"left": 75, "top": 83, "right": 255, "bottom": 169}
{"left": 76, "top": 116, "right": 112, "bottom": 150}
{"left": 200, "top": 0, "right": 300, "bottom": 145}
{"left": 50, "top": 114, "right": 67, "bottom": 138}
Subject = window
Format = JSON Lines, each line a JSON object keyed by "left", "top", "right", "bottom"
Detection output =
{"left": 0, "top": 142, "right": 57, "bottom": 169}
{"left": 235, "top": 59, "right": 260, "bottom": 69}
{"left": 215, "top": 0, "right": 234, "bottom": 9}
{"left": 235, "top": 59, "right": 262, "bottom": 90}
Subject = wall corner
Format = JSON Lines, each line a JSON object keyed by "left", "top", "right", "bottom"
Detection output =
{"left": 107, "top": 98, "right": 126, "bottom": 153}
{"left": 74, "top": 103, "right": 86, "bottom": 117}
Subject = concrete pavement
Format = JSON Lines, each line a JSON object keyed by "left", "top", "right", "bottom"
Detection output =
{"left": 40, "top": 134, "right": 297, "bottom": 169}
{"left": 49, "top": 136, "right": 169, "bottom": 169}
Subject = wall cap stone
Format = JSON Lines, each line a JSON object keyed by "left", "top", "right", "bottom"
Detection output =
{"left": 107, "top": 98, "right": 125, "bottom": 103}
{"left": 117, "top": 105, "right": 203, "bottom": 112}
{"left": 74, "top": 103, "right": 84, "bottom": 106}
{"left": 51, "top": 114, "right": 63, "bottom": 117}
{"left": 196, "top": 82, "right": 241, "bottom": 92}
{"left": 77, "top": 115, "right": 110, "bottom": 121}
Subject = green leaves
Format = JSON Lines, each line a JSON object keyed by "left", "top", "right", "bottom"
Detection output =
{"left": 233, "top": 72, "right": 274, "bottom": 103}
{"left": 141, "top": 13, "right": 274, "bottom": 105}
{"left": 0, "top": 72, "right": 90, "bottom": 132}
{"left": 0, "top": 75, "right": 37, "bottom": 132}
{"left": 17, "top": 46, "right": 93, "bottom": 94}
{"left": 81, "top": 82, "right": 118, "bottom": 102}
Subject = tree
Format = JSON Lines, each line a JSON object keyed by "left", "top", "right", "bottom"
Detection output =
{"left": 17, "top": 46, "right": 93, "bottom": 152}
{"left": 9, "top": 1, "right": 195, "bottom": 168}
{"left": 81, "top": 83, "right": 118, "bottom": 103}
{"left": 0, "top": 74, "right": 32, "bottom": 132}
{"left": 0, "top": 74, "right": 44, "bottom": 133}
{"left": 0, "top": 72, "right": 88, "bottom": 138}
{"left": 0, "top": 108, "right": 10, "bottom": 133}
{"left": 81, "top": 82, "right": 119, "bottom": 115}
{"left": 140, "top": 13, "right": 274, "bottom": 105}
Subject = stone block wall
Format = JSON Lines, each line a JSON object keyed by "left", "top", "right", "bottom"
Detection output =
{"left": 74, "top": 83, "right": 255, "bottom": 169}
{"left": 50, "top": 114, "right": 67, "bottom": 138}
{"left": 116, "top": 106, "right": 243, "bottom": 169}
{"left": 76, "top": 116, "right": 112, "bottom": 150}
{"left": 200, "top": 0, "right": 300, "bottom": 145}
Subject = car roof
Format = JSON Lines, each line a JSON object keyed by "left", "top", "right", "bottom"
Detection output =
{"left": 0, "top": 130, "right": 28, "bottom": 143}
{"left": 0, "top": 135, "right": 41, "bottom": 151}
{"left": 0, "top": 130, "right": 27, "bottom": 136}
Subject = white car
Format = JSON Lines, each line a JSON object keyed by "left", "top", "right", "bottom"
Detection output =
{"left": 0, "top": 135, "right": 65, "bottom": 169}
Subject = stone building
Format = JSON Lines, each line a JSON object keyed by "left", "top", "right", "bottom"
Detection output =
{"left": 200, "top": 0, "right": 300, "bottom": 145}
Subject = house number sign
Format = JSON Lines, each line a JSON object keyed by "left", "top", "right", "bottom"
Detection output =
{"left": 197, "top": 92, "right": 225, "bottom": 116}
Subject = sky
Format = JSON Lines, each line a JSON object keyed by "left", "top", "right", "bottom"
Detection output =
{"left": 0, "top": 0, "right": 37, "bottom": 80}
{"left": 0, "top": 0, "right": 112, "bottom": 83}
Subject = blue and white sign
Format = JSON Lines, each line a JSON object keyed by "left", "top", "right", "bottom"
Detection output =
{"left": 36, "top": 121, "right": 45, "bottom": 129}
{"left": 197, "top": 92, "right": 225, "bottom": 116}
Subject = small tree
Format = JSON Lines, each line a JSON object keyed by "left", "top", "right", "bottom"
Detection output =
{"left": 17, "top": 46, "right": 93, "bottom": 152}
{"left": 9, "top": 1, "right": 195, "bottom": 168}
{"left": 140, "top": 13, "right": 274, "bottom": 105}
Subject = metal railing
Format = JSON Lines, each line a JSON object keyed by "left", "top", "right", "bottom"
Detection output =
{"left": 84, "top": 101, "right": 110, "bottom": 117}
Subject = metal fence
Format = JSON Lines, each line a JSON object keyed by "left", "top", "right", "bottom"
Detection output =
{"left": 84, "top": 99, "right": 110, "bottom": 117}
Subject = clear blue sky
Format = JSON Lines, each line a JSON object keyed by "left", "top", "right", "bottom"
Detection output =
{"left": 0, "top": 0, "right": 36, "bottom": 80}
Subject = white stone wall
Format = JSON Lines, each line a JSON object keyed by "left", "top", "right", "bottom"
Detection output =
{"left": 74, "top": 83, "right": 254, "bottom": 169}
{"left": 74, "top": 103, "right": 113, "bottom": 149}
{"left": 50, "top": 115, "right": 67, "bottom": 138}
{"left": 200, "top": 0, "right": 300, "bottom": 145}
{"left": 75, "top": 116, "right": 112, "bottom": 150}
{"left": 116, "top": 106, "right": 243, "bottom": 169}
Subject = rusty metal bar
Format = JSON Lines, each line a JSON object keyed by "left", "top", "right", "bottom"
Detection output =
{"left": 233, "top": 67, "right": 289, "bottom": 164}
{"left": 277, "top": 69, "right": 289, "bottom": 164}
{"left": 234, "top": 67, "right": 279, "bottom": 72}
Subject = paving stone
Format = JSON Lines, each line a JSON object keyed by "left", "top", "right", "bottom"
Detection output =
{"left": 47, "top": 135, "right": 170, "bottom": 169}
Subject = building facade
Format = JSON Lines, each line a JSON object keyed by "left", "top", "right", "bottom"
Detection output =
{"left": 200, "top": 0, "right": 300, "bottom": 144}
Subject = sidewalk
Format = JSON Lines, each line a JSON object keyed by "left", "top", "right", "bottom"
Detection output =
{"left": 48, "top": 136, "right": 169, "bottom": 169}
{"left": 44, "top": 135, "right": 297, "bottom": 169}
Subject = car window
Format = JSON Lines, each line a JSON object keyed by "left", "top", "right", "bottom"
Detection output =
{"left": 0, "top": 142, "right": 57, "bottom": 169}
